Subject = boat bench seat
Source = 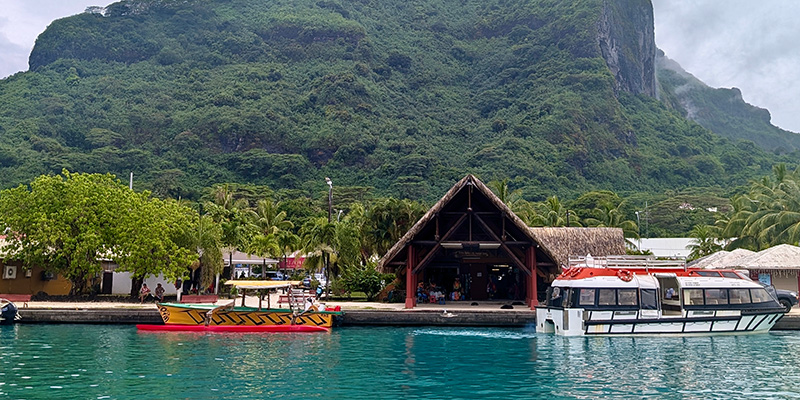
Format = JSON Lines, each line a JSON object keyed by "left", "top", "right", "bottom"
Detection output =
{"left": 0, "top": 294, "right": 32, "bottom": 307}
{"left": 278, "top": 292, "right": 312, "bottom": 307}
{"left": 179, "top": 295, "right": 219, "bottom": 304}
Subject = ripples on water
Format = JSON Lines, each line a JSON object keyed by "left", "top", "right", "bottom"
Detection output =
{"left": 2, "top": 324, "right": 800, "bottom": 399}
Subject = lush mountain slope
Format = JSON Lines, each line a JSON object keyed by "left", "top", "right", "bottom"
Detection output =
{"left": 0, "top": 0, "right": 792, "bottom": 203}
{"left": 656, "top": 51, "right": 800, "bottom": 154}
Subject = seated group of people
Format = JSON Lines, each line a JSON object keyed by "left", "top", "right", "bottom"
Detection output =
{"left": 139, "top": 283, "right": 166, "bottom": 303}
{"left": 416, "top": 278, "right": 464, "bottom": 303}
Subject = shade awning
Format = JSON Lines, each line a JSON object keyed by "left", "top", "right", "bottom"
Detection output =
{"left": 224, "top": 280, "right": 303, "bottom": 290}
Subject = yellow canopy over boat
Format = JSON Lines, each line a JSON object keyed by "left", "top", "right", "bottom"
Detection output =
{"left": 224, "top": 280, "right": 303, "bottom": 290}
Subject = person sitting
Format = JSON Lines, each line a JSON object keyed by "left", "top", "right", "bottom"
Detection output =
{"left": 451, "top": 277, "right": 462, "bottom": 301}
{"left": 154, "top": 283, "right": 165, "bottom": 302}
{"left": 139, "top": 283, "right": 151, "bottom": 303}
{"left": 429, "top": 283, "right": 444, "bottom": 304}
{"left": 416, "top": 282, "right": 428, "bottom": 303}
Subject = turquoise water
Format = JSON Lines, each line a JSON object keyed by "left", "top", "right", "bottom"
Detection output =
{"left": 2, "top": 325, "right": 800, "bottom": 399}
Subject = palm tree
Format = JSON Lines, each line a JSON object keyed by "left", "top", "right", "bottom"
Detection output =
{"left": 362, "top": 198, "right": 425, "bottom": 258}
{"left": 531, "top": 196, "right": 582, "bottom": 227}
{"left": 722, "top": 164, "right": 800, "bottom": 250}
{"left": 299, "top": 217, "right": 337, "bottom": 276}
{"left": 253, "top": 198, "right": 294, "bottom": 236}
{"left": 584, "top": 201, "right": 639, "bottom": 239}
{"left": 204, "top": 184, "right": 257, "bottom": 278}
{"left": 687, "top": 224, "right": 723, "bottom": 261}
{"left": 489, "top": 178, "right": 522, "bottom": 209}
{"left": 275, "top": 229, "right": 301, "bottom": 275}
{"left": 189, "top": 214, "right": 224, "bottom": 292}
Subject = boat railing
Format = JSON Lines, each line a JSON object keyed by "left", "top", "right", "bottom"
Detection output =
{"left": 567, "top": 255, "right": 686, "bottom": 270}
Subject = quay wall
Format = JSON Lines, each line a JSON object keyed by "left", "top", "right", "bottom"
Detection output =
{"left": 17, "top": 309, "right": 536, "bottom": 327}
{"left": 15, "top": 308, "right": 800, "bottom": 330}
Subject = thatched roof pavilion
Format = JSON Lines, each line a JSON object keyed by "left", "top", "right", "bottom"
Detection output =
{"left": 378, "top": 174, "right": 626, "bottom": 309}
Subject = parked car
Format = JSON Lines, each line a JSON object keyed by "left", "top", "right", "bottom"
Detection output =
{"left": 303, "top": 273, "right": 328, "bottom": 289}
{"left": 760, "top": 282, "right": 798, "bottom": 312}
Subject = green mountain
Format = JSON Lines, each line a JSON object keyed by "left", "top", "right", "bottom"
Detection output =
{"left": 0, "top": 0, "right": 793, "bottom": 203}
{"left": 656, "top": 50, "right": 800, "bottom": 154}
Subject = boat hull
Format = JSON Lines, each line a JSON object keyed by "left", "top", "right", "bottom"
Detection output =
{"left": 157, "top": 303, "right": 339, "bottom": 328}
{"left": 0, "top": 301, "right": 20, "bottom": 325}
{"left": 137, "top": 324, "right": 330, "bottom": 333}
{"left": 536, "top": 307, "right": 784, "bottom": 336}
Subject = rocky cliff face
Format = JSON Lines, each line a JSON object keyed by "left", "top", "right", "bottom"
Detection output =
{"left": 596, "top": 0, "right": 656, "bottom": 97}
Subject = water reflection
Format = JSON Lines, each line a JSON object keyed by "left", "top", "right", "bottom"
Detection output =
{"left": 3, "top": 325, "right": 800, "bottom": 399}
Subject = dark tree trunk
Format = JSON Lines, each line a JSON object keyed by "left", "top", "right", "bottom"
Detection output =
{"left": 131, "top": 276, "right": 144, "bottom": 298}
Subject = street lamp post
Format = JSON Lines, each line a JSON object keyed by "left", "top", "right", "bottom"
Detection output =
{"left": 325, "top": 177, "right": 332, "bottom": 297}
{"left": 635, "top": 211, "right": 642, "bottom": 252}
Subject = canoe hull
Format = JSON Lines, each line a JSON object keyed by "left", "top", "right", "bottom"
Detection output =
{"left": 157, "top": 303, "right": 339, "bottom": 328}
{"left": 137, "top": 324, "right": 330, "bottom": 333}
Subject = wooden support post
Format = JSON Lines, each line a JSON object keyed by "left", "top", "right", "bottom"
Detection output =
{"left": 528, "top": 247, "right": 538, "bottom": 309}
{"left": 405, "top": 245, "right": 417, "bottom": 309}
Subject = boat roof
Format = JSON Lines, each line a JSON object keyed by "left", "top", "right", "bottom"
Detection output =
{"left": 552, "top": 269, "right": 764, "bottom": 289}
{"left": 224, "top": 280, "right": 303, "bottom": 290}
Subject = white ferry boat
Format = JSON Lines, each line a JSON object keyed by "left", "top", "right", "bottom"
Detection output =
{"left": 535, "top": 256, "right": 786, "bottom": 336}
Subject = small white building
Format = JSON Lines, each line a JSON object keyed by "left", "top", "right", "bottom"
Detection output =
{"left": 637, "top": 238, "right": 694, "bottom": 258}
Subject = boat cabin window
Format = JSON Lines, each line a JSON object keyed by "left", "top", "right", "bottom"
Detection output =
{"left": 618, "top": 289, "right": 638, "bottom": 306}
{"left": 640, "top": 289, "right": 658, "bottom": 310}
{"left": 721, "top": 272, "right": 742, "bottom": 279}
{"left": 729, "top": 289, "right": 751, "bottom": 304}
{"left": 751, "top": 288, "right": 772, "bottom": 303}
{"left": 684, "top": 289, "right": 705, "bottom": 305}
{"left": 578, "top": 289, "right": 596, "bottom": 306}
{"left": 704, "top": 289, "right": 729, "bottom": 305}
{"left": 598, "top": 289, "right": 616, "bottom": 306}
{"left": 575, "top": 288, "right": 639, "bottom": 308}
{"left": 695, "top": 271, "right": 720, "bottom": 277}
{"left": 684, "top": 288, "right": 772, "bottom": 307}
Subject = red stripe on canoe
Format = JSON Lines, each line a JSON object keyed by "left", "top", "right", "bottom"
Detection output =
{"left": 137, "top": 324, "right": 330, "bottom": 333}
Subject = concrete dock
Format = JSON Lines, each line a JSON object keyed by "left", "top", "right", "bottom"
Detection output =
{"left": 11, "top": 297, "right": 800, "bottom": 329}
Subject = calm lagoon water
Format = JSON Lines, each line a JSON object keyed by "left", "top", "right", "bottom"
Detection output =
{"left": 2, "top": 324, "right": 800, "bottom": 399}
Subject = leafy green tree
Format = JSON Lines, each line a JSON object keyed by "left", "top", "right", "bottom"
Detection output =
{"left": 0, "top": 170, "right": 197, "bottom": 295}
{"left": 339, "top": 262, "right": 394, "bottom": 301}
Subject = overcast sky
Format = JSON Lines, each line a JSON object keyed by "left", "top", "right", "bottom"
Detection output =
{"left": 1, "top": 1, "right": 799, "bottom": 133}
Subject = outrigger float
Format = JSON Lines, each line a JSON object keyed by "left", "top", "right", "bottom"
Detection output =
{"left": 137, "top": 280, "right": 342, "bottom": 333}
{"left": 536, "top": 256, "right": 786, "bottom": 336}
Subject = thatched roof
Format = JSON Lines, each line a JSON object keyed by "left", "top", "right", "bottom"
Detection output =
{"left": 377, "top": 174, "right": 627, "bottom": 273}
{"left": 736, "top": 244, "right": 800, "bottom": 270}
{"left": 529, "top": 227, "right": 626, "bottom": 268}
{"left": 688, "top": 250, "right": 729, "bottom": 268}
{"left": 691, "top": 248, "right": 756, "bottom": 269}
{"left": 377, "top": 174, "right": 540, "bottom": 271}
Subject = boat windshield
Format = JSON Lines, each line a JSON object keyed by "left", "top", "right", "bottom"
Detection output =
{"left": 546, "top": 287, "right": 570, "bottom": 308}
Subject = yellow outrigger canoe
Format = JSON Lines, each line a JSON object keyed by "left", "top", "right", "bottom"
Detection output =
{"left": 141, "top": 280, "right": 342, "bottom": 332}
